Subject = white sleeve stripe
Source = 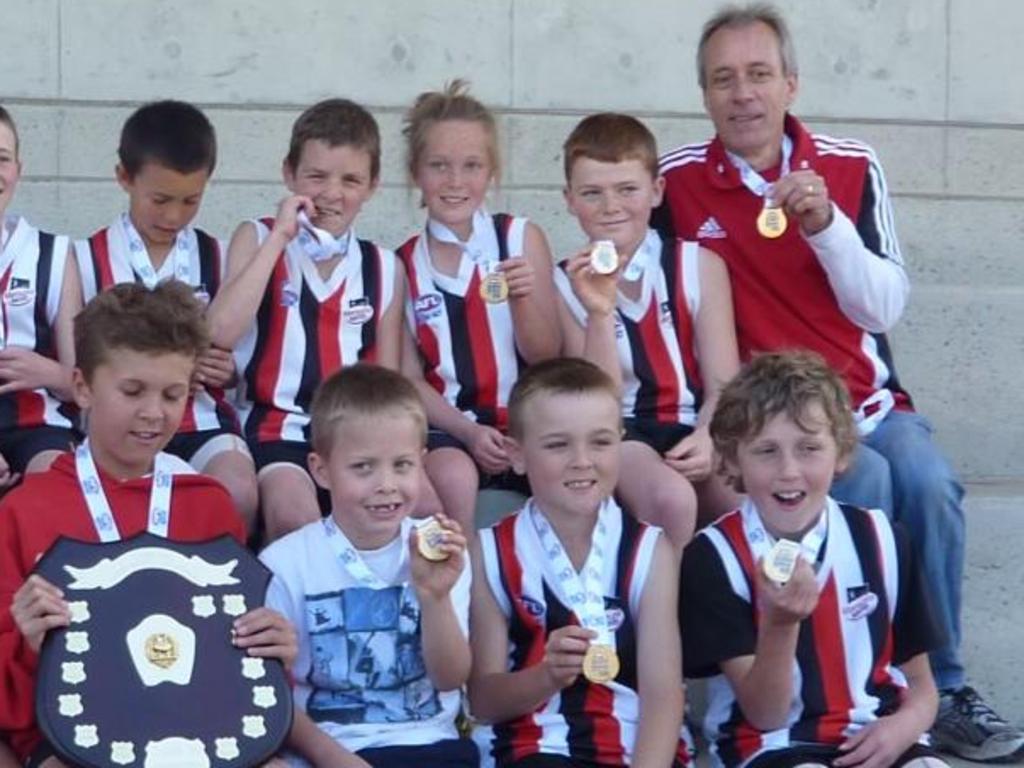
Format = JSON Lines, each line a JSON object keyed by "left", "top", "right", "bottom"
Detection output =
{"left": 866, "top": 508, "right": 900, "bottom": 619}
{"left": 628, "top": 526, "right": 661, "bottom": 615}
{"left": 478, "top": 529, "right": 513, "bottom": 617}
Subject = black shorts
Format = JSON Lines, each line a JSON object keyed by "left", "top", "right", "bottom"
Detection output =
{"left": 622, "top": 419, "right": 693, "bottom": 455}
{"left": 250, "top": 439, "right": 331, "bottom": 515}
{"left": 426, "top": 428, "right": 531, "bottom": 496}
{"left": 358, "top": 738, "right": 478, "bottom": 768}
{"left": 503, "top": 754, "right": 686, "bottom": 768}
{"left": 0, "top": 425, "right": 77, "bottom": 474}
{"left": 164, "top": 428, "right": 251, "bottom": 471}
{"left": 747, "top": 741, "right": 940, "bottom": 768}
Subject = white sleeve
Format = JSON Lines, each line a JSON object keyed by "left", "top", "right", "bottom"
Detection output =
{"left": 804, "top": 153, "right": 909, "bottom": 333}
{"left": 553, "top": 265, "right": 587, "bottom": 327}
{"left": 451, "top": 549, "right": 472, "bottom": 636}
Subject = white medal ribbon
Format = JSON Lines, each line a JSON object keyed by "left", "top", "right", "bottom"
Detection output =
{"left": 120, "top": 213, "right": 191, "bottom": 288}
{"left": 727, "top": 134, "right": 794, "bottom": 204}
{"left": 427, "top": 208, "right": 497, "bottom": 274}
{"left": 619, "top": 228, "right": 661, "bottom": 282}
{"left": 322, "top": 516, "right": 412, "bottom": 588}
{"left": 0, "top": 215, "right": 16, "bottom": 349}
{"left": 296, "top": 211, "right": 352, "bottom": 263}
{"left": 0, "top": 215, "right": 11, "bottom": 253}
{"left": 741, "top": 496, "right": 829, "bottom": 575}
{"left": 528, "top": 498, "right": 615, "bottom": 648}
{"left": 75, "top": 440, "right": 174, "bottom": 542}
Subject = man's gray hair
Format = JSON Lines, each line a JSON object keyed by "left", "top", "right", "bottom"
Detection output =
{"left": 697, "top": 3, "right": 798, "bottom": 88}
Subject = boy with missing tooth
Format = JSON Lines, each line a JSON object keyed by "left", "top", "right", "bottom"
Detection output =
{"left": 0, "top": 282, "right": 295, "bottom": 766}
{"left": 681, "top": 351, "right": 946, "bottom": 768}
{"left": 260, "top": 364, "right": 475, "bottom": 768}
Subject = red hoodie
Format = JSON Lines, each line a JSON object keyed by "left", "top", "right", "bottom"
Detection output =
{"left": 0, "top": 452, "right": 245, "bottom": 761}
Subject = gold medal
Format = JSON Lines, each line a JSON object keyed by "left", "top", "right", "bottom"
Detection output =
{"left": 479, "top": 271, "right": 509, "bottom": 303}
{"left": 756, "top": 203, "right": 788, "bottom": 239}
{"left": 763, "top": 538, "right": 801, "bottom": 584}
{"left": 144, "top": 633, "right": 179, "bottom": 669}
{"left": 416, "top": 517, "right": 450, "bottom": 561}
{"left": 589, "top": 240, "right": 619, "bottom": 275}
{"left": 582, "top": 643, "right": 620, "bottom": 684}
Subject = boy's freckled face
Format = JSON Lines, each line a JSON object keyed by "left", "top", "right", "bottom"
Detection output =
{"left": 0, "top": 123, "right": 21, "bottom": 217}
{"left": 309, "top": 410, "right": 423, "bottom": 550}
{"left": 284, "top": 140, "right": 377, "bottom": 239}
{"left": 564, "top": 157, "right": 663, "bottom": 258}
{"left": 73, "top": 348, "right": 195, "bottom": 479}
{"left": 509, "top": 390, "right": 621, "bottom": 520}
{"left": 116, "top": 161, "right": 209, "bottom": 253}
{"left": 728, "top": 403, "right": 846, "bottom": 538}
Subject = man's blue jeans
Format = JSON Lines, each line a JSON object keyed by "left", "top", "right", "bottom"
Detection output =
{"left": 831, "top": 410, "right": 965, "bottom": 690}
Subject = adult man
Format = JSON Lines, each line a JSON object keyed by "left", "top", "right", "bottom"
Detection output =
{"left": 655, "top": 3, "right": 1023, "bottom": 762}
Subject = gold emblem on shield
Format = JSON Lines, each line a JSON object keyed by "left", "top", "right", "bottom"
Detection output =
{"left": 144, "top": 633, "right": 179, "bottom": 669}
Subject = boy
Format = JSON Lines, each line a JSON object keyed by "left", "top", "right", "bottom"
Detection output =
{"left": 681, "top": 351, "right": 946, "bottom": 768}
{"left": 208, "top": 99, "right": 405, "bottom": 542}
{"left": 260, "top": 364, "right": 475, "bottom": 768}
{"left": 0, "top": 104, "right": 80, "bottom": 483}
{"left": 74, "top": 99, "right": 257, "bottom": 531}
{"left": 0, "top": 282, "right": 296, "bottom": 766}
{"left": 556, "top": 113, "right": 739, "bottom": 552}
{"left": 470, "top": 357, "right": 685, "bottom": 768}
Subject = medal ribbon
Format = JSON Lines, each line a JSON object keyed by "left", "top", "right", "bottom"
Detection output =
{"left": 0, "top": 215, "right": 11, "bottom": 253}
{"left": 528, "top": 498, "right": 615, "bottom": 647}
{"left": 322, "top": 516, "right": 412, "bottom": 588}
{"left": 427, "top": 208, "right": 498, "bottom": 274}
{"left": 120, "top": 213, "right": 191, "bottom": 288}
{"left": 740, "top": 496, "right": 829, "bottom": 576}
{"left": 75, "top": 440, "right": 175, "bottom": 542}
{"left": 728, "top": 134, "right": 794, "bottom": 203}
{"left": 619, "top": 228, "right": 660, "bottom": 282}
{"left": 0, "top": 216, "right": 17, "bottom": 349}
{"left": 296, "top": 211, "right": 352, "bottom": 263}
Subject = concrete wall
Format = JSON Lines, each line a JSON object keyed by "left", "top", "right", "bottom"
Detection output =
{"left": 2, "top": 0, "right": 1022, "bottom": 479}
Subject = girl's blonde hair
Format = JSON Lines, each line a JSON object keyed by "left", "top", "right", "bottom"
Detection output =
{"left": 402, "top": 79, "right": 501, "bottom": 184}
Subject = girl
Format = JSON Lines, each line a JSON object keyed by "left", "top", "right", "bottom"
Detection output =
{"left": 397, "top": 80, "right": 561, "bottom": 532}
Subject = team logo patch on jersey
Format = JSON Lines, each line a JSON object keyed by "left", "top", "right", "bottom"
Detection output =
{"left": 843, "top": 585, "right": 879, "bottom": 621}
{"left": 414, "top": 293, "right": 444, "bottom": 323}
{"left": 4, "top": 278, "right": 34, "bottom": 307}
{"left": 280, "top": 280, "right": 299, "bottom": 307}
{"left": 519, "top": 595, "right": 545, "bottom": 617}
{"left": 660, "top": 301, "right": 673, "bottom": 325}
{"left": 697, "top": 216, "right": 727, "bottom": 240}
{"left": 344, "top": 304, "right": 375, "bottom": 325}
{"left": 605, "top": 606, "right": 625, "bottom": 631}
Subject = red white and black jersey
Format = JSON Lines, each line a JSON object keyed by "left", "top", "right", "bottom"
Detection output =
{"left": 397, "top": 213, "right": 525, "bottom": 430}
{"left": 555, "top": 229, "right": 702, "bottom": 426}
{"left": 234, "top": 219, "right": 396, "bottom": 444}
{"left": 0, "top": 217, "right": 74, "bottom": 432}
{"left": 657, "top": 115, "right": 911, "bottom": 420}
{"left": 680, "top": 499, "right": 942, "bottom": 768}
{"left": 478, "top": 500, "right": 689, "bottom": 766}
{"left": 74, "top": 219, "right": 238, "bottom": 434}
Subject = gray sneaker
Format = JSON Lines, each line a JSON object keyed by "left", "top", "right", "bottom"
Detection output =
{"left": 932, "top": 687, "right": 1024, "bottom": 763}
